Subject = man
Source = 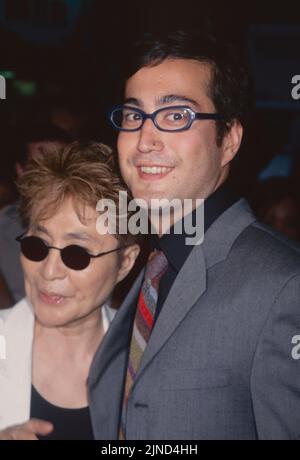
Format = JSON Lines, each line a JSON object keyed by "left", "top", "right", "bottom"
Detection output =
{"left": 89, "top": 31, "right": 300, "bottom": 439}
{"left": 0, "top": 124, "right": 70, "bottom": 305}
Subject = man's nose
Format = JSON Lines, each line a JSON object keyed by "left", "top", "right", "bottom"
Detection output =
{"left": 137, "top": 118, "right": 164, "bottom": 153}
{"left": 40, "top": 249, "right": 66, "bottom": 281}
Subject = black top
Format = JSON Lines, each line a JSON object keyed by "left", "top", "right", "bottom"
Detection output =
{"left": 30, "top": 385, "right": 94, "bottom": 440}
{"left": 151, "top": 182, "right": 240, "bottom": 321}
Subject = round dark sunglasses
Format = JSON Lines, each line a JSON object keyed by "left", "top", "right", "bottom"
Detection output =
{"left": 16, "top": 233, "right": 129, "bottom": 271}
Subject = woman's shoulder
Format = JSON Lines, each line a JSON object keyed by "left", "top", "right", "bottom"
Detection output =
{"left": 0, "top": 298, "right": 34, "bottom": 365}
{"left": 0, "top": 298, "right": 33, "bottom": 325}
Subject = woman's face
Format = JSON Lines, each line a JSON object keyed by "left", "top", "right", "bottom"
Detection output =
{"left": 21, "top": 197, "right": 132, "bottom": 329}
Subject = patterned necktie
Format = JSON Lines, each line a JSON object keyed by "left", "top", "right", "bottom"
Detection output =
{"left": 119, "top": 249, "right": 168, "bottom": 439}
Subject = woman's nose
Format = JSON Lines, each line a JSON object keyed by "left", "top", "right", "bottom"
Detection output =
{"left": 40, "top": 248, "right": 66, "bottom": 280}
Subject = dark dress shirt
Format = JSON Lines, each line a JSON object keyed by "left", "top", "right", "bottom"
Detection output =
{"left": 151, "top": 182, "right": 240, "bottom": 320}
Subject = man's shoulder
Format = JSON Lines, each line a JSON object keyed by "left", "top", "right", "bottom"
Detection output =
{"left": 220, "top": 197, "right": 300, "bottom": 263}
{"left": 241, "top": 220, "right": 300, "bottom": 253}
{"left": 234, "top": 220, "right": 300, "bottom": 273}
{"left": 251, "top": 221, "right": 300, "bottom": 251}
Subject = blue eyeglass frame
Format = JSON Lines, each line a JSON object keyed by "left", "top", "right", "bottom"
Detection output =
{"left": 108, "top": 104, "right": 224, "bottom": 132}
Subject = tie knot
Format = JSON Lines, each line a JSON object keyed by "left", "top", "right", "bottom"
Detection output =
{"left": 145, "top": 249, "right": 168, "bottom": 281}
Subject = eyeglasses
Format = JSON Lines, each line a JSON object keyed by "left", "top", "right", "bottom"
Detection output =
{"left": 108, "top": 105, "right": 224, "bottom": 132}
{"left": 16, "top": 233, "right": 128, "bottom": 271}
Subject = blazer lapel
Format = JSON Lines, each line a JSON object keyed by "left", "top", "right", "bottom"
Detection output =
{"left": 89, "top": 270, "right": 144, "bottom": 439}
{"left": 202, "top": 198, "right": 257, "bottom": 269}
{"left": 89, "top": 269, "right": 144, "bottom": 387}
{"left": 136, "top": 243, "right": 206, "bottom": 378}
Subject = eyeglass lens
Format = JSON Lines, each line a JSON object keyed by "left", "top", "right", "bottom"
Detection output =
{"left": 112, "top": 106, "right": 192, "bottom": 131}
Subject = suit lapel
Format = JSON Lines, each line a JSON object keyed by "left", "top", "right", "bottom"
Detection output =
{"left": 89, "top": 269, "right": 144, "bottom": 388}
{"left": 89, "top": 271, "right": 144, "bottom": 439}
{"left": 202, "top": 198, "right": 256, "bottom": 269}
{"left": 136, "top": 243, "right": 206, "bottom": 378}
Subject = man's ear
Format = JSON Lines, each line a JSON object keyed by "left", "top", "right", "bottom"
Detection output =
{"left": 116, "top": 244, "right": 140, "bottom": 283}
{"left": 221, "top": 120, "right": 243, "bottom": 167}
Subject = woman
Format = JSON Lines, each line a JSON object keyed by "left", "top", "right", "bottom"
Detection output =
{"left": 0, "top": 142, "right": 140, "bottom": 439}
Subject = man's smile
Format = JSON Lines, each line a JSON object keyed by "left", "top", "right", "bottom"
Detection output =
{"left": 137, "top": 165, "right": 174, "bottom": 180}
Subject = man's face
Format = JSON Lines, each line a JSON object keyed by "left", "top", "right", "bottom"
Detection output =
{"left": 117, "top": 58, "right": 241, "bottom": 205}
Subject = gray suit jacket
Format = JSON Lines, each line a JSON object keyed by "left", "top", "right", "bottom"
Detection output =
{"left": 88, "top": 199, "right": 300, "bottom": 440}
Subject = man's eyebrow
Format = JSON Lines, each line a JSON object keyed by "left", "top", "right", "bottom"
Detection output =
{"left": 123, "top": 94, "right": 201, "bottom": 109}
{"left": 158, "top": 94, "right": 200, "bottom": 107}
{"left": 124, "top": 97, "right": 141, "bottom": 107}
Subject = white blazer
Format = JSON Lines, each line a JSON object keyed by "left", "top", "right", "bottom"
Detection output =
{"left": 0, "top": 298, "right": 116, "bottom": 430}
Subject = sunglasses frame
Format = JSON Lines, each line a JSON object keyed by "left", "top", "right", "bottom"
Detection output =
{"left": 16, "top": 232, "right": 130, "bottom": 270}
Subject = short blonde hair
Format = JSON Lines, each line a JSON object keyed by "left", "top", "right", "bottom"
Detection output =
{"left": 17, "top": 141, "right": 140, "bottom": 246}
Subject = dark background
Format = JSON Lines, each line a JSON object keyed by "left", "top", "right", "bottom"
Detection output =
{"left": 0, "top": 0, "right": 300, "bottom": 196}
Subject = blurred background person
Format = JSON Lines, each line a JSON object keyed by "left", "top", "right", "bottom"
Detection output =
{"left": 0, "top": 171, "right": 18, "bottom": 211}
{"left": 0, "top": 141, "right": 140, "bottom": 440}
{"left": 249, "top": 177, "right": 300, "bottom": 241}
{"left": 49, "top": 98, "right": 90, "bottom": 140}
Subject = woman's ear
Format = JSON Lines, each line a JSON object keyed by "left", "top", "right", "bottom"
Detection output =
{"left": 116, "top": 244, "right": 140, "bottom": 283}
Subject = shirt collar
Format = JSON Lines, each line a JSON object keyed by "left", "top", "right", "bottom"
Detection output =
{"left": 102, "top": 301, "right": 117, "bottom": 333}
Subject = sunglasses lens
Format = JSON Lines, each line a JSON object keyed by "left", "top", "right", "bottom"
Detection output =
{"left": 61, "top": 245, "right": 91, "bottom": 270}
{"left": 20, "top": 236, "right": 49, "bottom": 262}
